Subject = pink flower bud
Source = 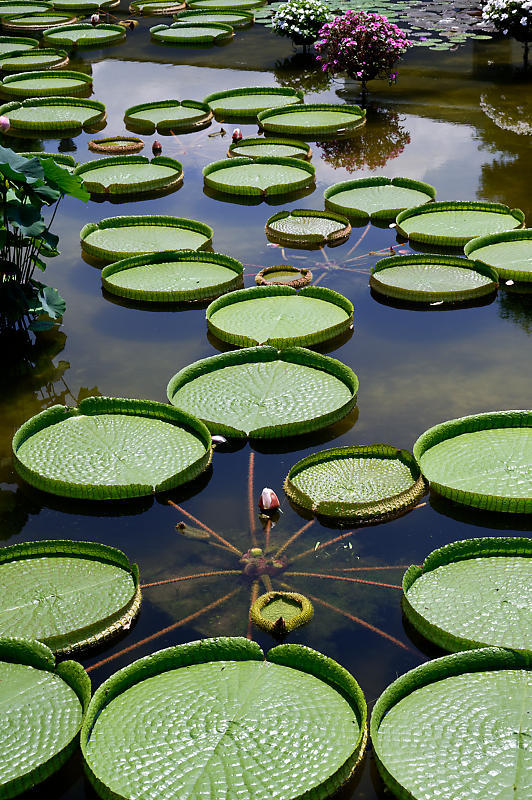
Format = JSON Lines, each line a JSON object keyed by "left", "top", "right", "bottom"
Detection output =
{"left": 152, "top": 139, "right": 162, "bottom": 155}
{"left": 91, "top": 13, "right": 99, "bottom": 25}
{"left": 258, "top": 487, "right": 280, "bottom": 511}
{"left": 232, "top": 128, "right": 242, "bottom": 141}
{"left": 0, "top": 116, "right": 10, "bottom": 133}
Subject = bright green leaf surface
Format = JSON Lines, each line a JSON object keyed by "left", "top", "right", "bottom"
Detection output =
{"left": 44, "top": 27, "right": 121, "bottom": 42}
{"left": 180, "top": 12, "right": 250, "bottom": 23}
{"left": 375, "top": 263, "right": 493, "bottom": 292}
{"left": 232, "top": 142, "right": 304, "bottom": 158}
{"left": 0, "top": 51, "right": 64, "bottom": 68}
{"left": 128, "top": 104, "right": 204, "bottom": 124}
{"left": 82, "top": 162, "right": 177, "bottom": 186}
{"left": 209, "top": 93, "right": 299, "bottom": 113}
{"left": 261, "top": 109, "right": 359, "bottom": 131}
{"left": 470, "top": 240, "right": 532, "bottom": 278}
{"left": 153, "top": 25, "right": 230, "bottom": 39}
{"left": 190, "top": 0, "right": 263, "bottom": 7}
{"left": 84, "top": 224, "right": 209, "bottom": 256}
{"left": 329, "top": 185, "right": 431, "bottom": 216}
{"left": 206, "top": 162, "right": 310, "bottom": 191}
{"left": 106, "top": 259, "right": 236, "bottom": 294}
{"left": 399, "top": 210, "right": 521, "bottom": 238}
{"left": 8, "top": 12, "right": 72, "bottom": 23}
{"left": 260, "top": 597, "right": 302, "bottom": 622}
{"left": 261, "top": 269, "right": 306, "bottom": 282}
{"left": 0, "top": 3, "right": 50, "bottom": 14}
{"left": 3, "top": 75, "right": 86, "bottom": 91}
{"left": 6, "top": 103, "right": 98, "bottom": 124}
{"left": 269, "top": 214, "right": 345, "bottom": 237}
{"left": 0, "top": 38, "right": 38, "bottom": 55}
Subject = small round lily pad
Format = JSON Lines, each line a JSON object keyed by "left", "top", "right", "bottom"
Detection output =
{"left": 464, "top": 229, "right": 532, "bottom": 284}
{"left": 324, "top": 176, "right": 436, "bottom": 221}
{"left": 130, "top": 0, "right": 185, "bottom": 12}
{"left": 178, "top": 8, "right": 254, "bottom": 28}
{"left": 256, "top": 265, "right": 312, "bottom": 288}
{"left": 228, "top": 136, "right": 311, "bottom": 160}
{"left": 206, "top": 285, "right": 353, "bottom": 348}
{"left": 80, "top": 214, "right": 213, "bottom": 263}
{"left": 0, "top": 540, "right": 141, "bottom": 654}
{"left": 266, "top": 209, "right": 351, "bottom": 246}
{"left": 396, "top": 201, "right": 525, "bottom": 247}
{"left": 124, "top": 99, "right": 212, "bottom": 134}
{"left": 81, "top": 638, "right": 367, "bottom": 800}
{"left": 203, "top": 156, "right": 315, "bottom": 198}
{"left": 0, "top": 35, "right": 39, "bottom": 57}
{"left": 0, "top": 47, "right": 69, "bottom": 71}
{"left": 0, "top": 637, "right": 89, "bottom": 799}
{"left": 2, "top": 12, "right": 78, "bottom": 32}
{"left": 370, "top": 254, "right": 499, "bottom": 303}
{"left": 0, "top": 69, "right": 92, "bottom": 98}
{"left": 187, "top": 0, "right": 266, "bottom": 8}
{"left": 89, "top": 135, "right": 144, "bottom": 154}
{"left": 413, "top": 410, "right": 532, "bottom": 513}
{"left": 101, "top": 250, "right": 243, "bottom": 303}
{"left": 74, "top": 155, "right": 183, "bottom": 198}
{"left": 285, "top": 445, "right": 426, "bottom": 522}
{"left": 402, "top": 537, "right": 532, "bottom": 653}
{"left": 167, "top": 345, "right": 358, "bottom": 438}
{"left": 204, "top": 87, "right": 304, "bottom": 120}
{"left": 42, "top": 23, "right": 126, "bottom": 47}
{"left": 150, "top": 21, "right": 234, "bottom": 44}
{"left": 258, "top": 103, "right": 366, "bottom": 138}
{"left": 250, "top": 591, "right": 314, "bottom": 636}
{"left": 0, "top": 96, "right": 105, "bottom": 135}
{"left": 13, "top": 396, "right": 212, "bottom": 499}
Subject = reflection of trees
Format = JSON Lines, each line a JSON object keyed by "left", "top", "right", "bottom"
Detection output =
{"left": 274, "top": 52, "right": 332, "bottom": 93}
{"left": 498, "top": 289, "right": 532, "bottom": 336}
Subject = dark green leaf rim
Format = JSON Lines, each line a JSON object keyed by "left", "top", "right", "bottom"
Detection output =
{"left": 188, "top": 0, "right": 266, "bottom": 8}
{"left": 203, "top": 156, "right": 315, "bottom": 197}
{"left": 324, "top": 176, "right": 436, "bottom": 221}
{"left": 257, "top": 103, "right": 366, "bottom": 137}
{"left": 42, "top": 23, "right": 126, "bottom": 47}
{"left": 0, "top": 68, "right": 92, "bottom": 97}
{"left": 265, "top": 208, "right": 351, "bottom": 245}
{"left": 130, "top": 0, "right": 186, "bottom": 13}
{"left": 204, "top": 86, "right": 304, "bottom": 120}
{"left": 255, "top": 264, "right": 312, "bottom": 288}
{"left": 88, "top": 136, "right": 144, "bottom": 155}
{"left": 124, "top": 98, "right": 212, "bottom": 134}
{"left": 74, "top": 155, "right": 183, "bottom": 197}
{"left": 0, "top": 47, "right": 69, "bottom": 72}
{"left": 464, "top": 228, "right": 532, "bottom": 283}
{"left": 0, "top": 35, "right": 40, "bottom": 52}
{"left": 19, "top": 150, "right": 76, "bottom": 166}
{"left": 51, "top": 0, "right": 118, "bottom": 9}
{"left": 178, "top": 8, "right": 254, "bottom": 28}
{"left": 1, "top": 12, "right": 78, "bottom": 33}
{"left": 250, "top": 591, "right": 314, "bottom": 635}
{"left": 395, "top": 201, "right": 525, "bottom": 246}
{"left": 150, "top": 21, "right": 234, "bottom": 44}
{"left": 0, "top": 95, "right": 105, "bottom": 132}
{"left": 228, "top": 136, "right": 311, "bottom": 160}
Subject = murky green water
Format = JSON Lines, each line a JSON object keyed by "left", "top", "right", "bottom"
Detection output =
{"left": 1, "top": 14, "right": 531, "bottom": 800}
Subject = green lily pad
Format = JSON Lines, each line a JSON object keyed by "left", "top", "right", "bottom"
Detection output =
{"left": 2, "top": 12, "right": 77, "bottom": 32}
{"left": 285, "top": 444, "right": 426, "bottom": 522}
{"left": 51, "top": 0, "right": 118, "bottom": 9}
{"left": 178, "top": 9, "right": 254, "bottom": 28}
{"left": 13, "top": 396, "right": 212, "bottom": 499}
{"left": 101, "top": 250, "right": 243, "bottom": 302}
{"left": 402, "top": 537, "right": 532, "bottom": 653}
{"left": 150, "top": 21, "right": 234, "bottom": 44}
{"left": 204, "top": 87, "right": 304, "bottom": 120}
{"left": 0, "top": 540, "right": 141, "bottom": 654}
{"left": 81, "top": 638, "right": 367, "bottom": 800}
{"left": 0, "top": 96, "right": 105, "bottom": 135}
{"left": 188, "top": 0, "right": 266, "bottom": 8}
{"left": 206, "top": 285, "right": 353, "bottom": 348}
{"left": 0, "top": 47, "right": 69, "bottom": 71}
{"left": 0, "top": 2, "right": 51, "bottom": 17}
{"left": 266, "top": 208, "right": 350, "bottom": 246}
{"left": 42, "top": 23, "right": 126, "bottom": 47}
{"left": 228, "top": 136, "right": 311, "bottom": 160}
{"left": 80, "top": 214, "right": 213, "bottom": 263}
{"left": 250, "top": 591, "right": 314, "bottom": 636}
{"left": 203, "top": 156, "right": 315, "bottom": 198}
{"left": 0, "top": 69, "right": 92, "bottom": 98}
{"left": 124, "top": 99, "right": 212, "bottom": 134}
{"left": 131, "top": 0, "right": 185, "bottom": 12}
{"left": 167, "top": 345, "right": 358, "bottom": 438}
{"left": 324, "top": 177, "right": 436, "bottom": 221}
{"left": 413, "top": 410, "right": 532, "bottom": 513}
{"left": 0, "top": 35, "right": 39, "bottom": 56}
{"left": 396, "top": 201, "right": 525, "bottom": 247}
{"left": 370, "top": 254, "right": 499, "bottom": 303}
{"left": 256, "top": 265, "right": 312, "bottom": 288}
{"left": 258, "top": 104, "right": 366, "bottom": 138}
{"left": 371, "top": 648, "right": 531, "bottom": 800}
{"left": 74, "top": 155, "right": 183, "bottom": 198}
{"left": 88, "top": 135, "right": 144, "bottom": 154}
{"left": 19, "top": 150, "right": 76, "bottom": 168}
{"left": 0, "top": 637, "right": 89, "bottom": 798}
{"left": 464, "top": 230, "right": 532, "bottom": 283}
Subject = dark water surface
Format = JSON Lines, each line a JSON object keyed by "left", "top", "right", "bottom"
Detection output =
{"left": 1, "top": 12, "right": 531, "bottom": 800}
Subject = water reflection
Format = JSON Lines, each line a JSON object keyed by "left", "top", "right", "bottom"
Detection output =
{"left": 274, "top": 52, "right": 332, "bottom": 93}
{"left": 498, "top": 288, "right": 532, "bottom": 334}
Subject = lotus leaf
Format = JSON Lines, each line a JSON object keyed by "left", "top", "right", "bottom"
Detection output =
{"left": 256, "top": 265, "right": 312, "bottom": 288}
{"left": 74, "top": 155, "right": 183, "bottom": 198}
{"left": 0, "top": 35, "right": 39, "bottom": 56}
{"left": 2, "top": 12, "right": 77, "bottom": 32}
{"left": 88, "top": 136, "right": 144, "bottom": 154}
{"left": 178, "top": 9, "right": 254, "bottom": 28}
{"left": 204, "top": 86, "right": 304, "bottom": 120}
{"left": 150, "top": 21, "right": 234, "bottom": 44}
{"left": 258, "top": 104, "right": 366, "bottom": 137}
{"left": 324, "top": 177, "right": 436, "bottom": 221}
{"left": 42, "top": 23, "right": 126, "bottom": 47}
{"left": 203, "top": 156, "right": 315, "bottom": 197}
{"left": 124, "top": 99, "right": 212, "bottom": 134}
{"left": 0, "top": 69, "right": 92, "bottom": 98}
{"left": 0, "top": 96, "right": 105, "bottom": 134}
{"left": 228, "top": 136, "right": 311, "bottom": 160}
{"left": 266, "top": 209, "right": 350, "bottom": 246}
{"left": 464, "top": 230, "right": 532, "bottom": 283}
{"left": 0, "top": 47, "right": 68, "bottom": 71}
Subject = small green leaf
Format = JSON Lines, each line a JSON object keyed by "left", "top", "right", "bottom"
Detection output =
{"left": 37, "top": 286, "right": 66, "bottom": 319}
{"left": 40, "top": 158, "right": 90, "bottom": 201}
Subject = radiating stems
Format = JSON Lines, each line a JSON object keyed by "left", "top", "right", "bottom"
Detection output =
{"left": 168, "top": 500, "right": 242, "bottom": 555}
{"left": 289, "top": 528, "right": 357, "bottom": 563}
{"left": 248, "top": 451, "right": 257, "bottom": 547}
{"left": 284, "top": 570, "right": 402, "bottom": 590}
{"left": 247, "top": 580, "right": 259, "bottom": 640}
{"left": 141, "top": 569, "right": 241, "bottom": 589}
{"left": 274, "top": 519, "right": 315, "bottom": 558}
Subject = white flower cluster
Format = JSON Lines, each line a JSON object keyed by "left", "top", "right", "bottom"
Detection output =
{"left": 482, "top": 0, "right": 531, "bottom": 36}
{"left": 272, "top": 0, "right": 330, "bottom": 43}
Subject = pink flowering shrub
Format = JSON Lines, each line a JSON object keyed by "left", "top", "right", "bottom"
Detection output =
{"left": 315, "top": 11, "right": 412, "bottom": 91}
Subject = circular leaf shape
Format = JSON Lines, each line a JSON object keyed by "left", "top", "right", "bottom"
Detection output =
{"left": 80, "top": 214, "right": 213, "bottom": 263}
{"left": 256, "top": 264, "right": 312, "bottom": 288}
{"left": 178, "top": 9, "right": 254, "bottom": 28}
{"left": 1, "top": 12, "right": 77, "bottom": 32}
{"left": 188, "top": 0, "right": 266, "bottom": 8}
{"left": 370, "top": 254, "right": 499, "bottom": 303}
{"left": 12, "top": 396, "right": 212, "bottom": 499}
{"left": 42, "top": 23, "right": 126, "bottom": 47}
{"left": 130, "top": 0, "right": 186, "bottom": 13}
{"left": 88, "top": 135, "right": 144, "bottom": 154}
{"left": 0, "top": 96, "right": 105, "bottom": 135}
{"left": 204, "top": 86, "right": 304, "bottom": 120}
{"left": 0, "top": 69, "right": 92, "bottom": 97}
{"left": 266, "top": 209, "right": 351, "bottom": 246}
{"left": 413, "top": 410, "right": 532, "bottom": 513}
{"left": 19, "top": 150, "right": 75, "bottom": 168}
{"left": 101, "top": 250, "right": 243, "bottom": 303}
{"left": 402, "top": 537, "right": 532, "bottom": 653}
{"left": 371, "top": 648, "right": 531, "bottom": 800}
{"left": 396, "top": 201, "right": 525, "bottom": 247}
{"left": 167, "top": 345, "right": 358, "bottom": 438}
{"left": 228, "top": 136, "right": 311, "bottom": 160}
{"left": 258, "top": 103, "right": 366, "bottom": 138}
{"left": 285, "top": 444, "right": 426, "bottom": 522}
{"left": 51, "top": 0, "right": 118, "bottom": 9}
{"left": 464, "top": 229, "right": 532, "bottom": 284}
{"left": 324, "top": 176, "right": 436, "bottom": 221}
{"left": 124, "top": 99, "right": 212, "bottom": 134}
{"left": 206, "top": 285, "right": 353, "bottom": 348}
{"left": 0, "top": 636, "right": 89, "bottom": 799}
{"left": 0, "top": 35, "right": 39, "bottom": 56}
{"left": 0, "top": 540, "right": 141, "bottom": 654}
{"left": 203, "top": 156, "right": 315, "bottom": 198}
{"left": 81, "top": 637, "right": 367, "bottom": 800}
{"left": 0, "top": 2, "right": 51, "bottom": 17}
{"left": 74, "top": 155, "right": 183, "bottom": 198}
{"left": 0, "top": 47, "right": 68, "bottom": 71}
{"left": 250, "top": 591, "right": 314, "bottom": 635}
{"left": 150, "top": 21, "right": 234, "bottom": 44}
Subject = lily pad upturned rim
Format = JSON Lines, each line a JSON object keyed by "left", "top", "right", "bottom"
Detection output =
{"left": 284, "top": 444, "right": 426, "bottom": 523}
{"left": 150, "top": 20, "right": 234, "bottom": 44}
{"left": 464, "top": 228, "right": 532, "bottom": 283}
{"left": 101, "top": 249, "right": 244, "bottom": 303}
{"left": 402, "top": 536, "right": 532, "bottom": 654}
{"left": 370, "top": 254, "right": 499, "bottom": 303}
{"left": 0, "top": 95, "right": 105, "bottom": 133}
{"left": 167, "top": 345, "right": 359, "bottom": 439}
{"left": 228, "top": 136, "right": 312, "bottom": 160}
{"left": 203, "top": 86, "right": 304, "bottom": 120}
{"left": 250, "top": 591, "right": 314, "bottom": 635}
{"left": 257, "top": 103, "right": 367, "bottom": 137}
{"left": 0, "top": 47, "right": 69, "bottom": 71}
{"left": 51, "top": 0, "right": 119, "bottom": 8}
{"left": 0, "top": 35, "right": 40, "bottom": 54}
{"left": 413, "top": 409, "right": 532, "bottom": 513}
{"left": 81, "top": 637, "right": 367, "bottom": 800}
{"left": 255, "top": 264, "right": 312, "bottom": 288}
{"left": 74, "top": 154, "right": 183, "bottom": 197}
{"left": 395, "top": 200, "right": 525, "bottom": 246}
{"left": 123, "top": 98, "right": 212, "bottom": 134}
{"left": 0, "top": 636, "right": 90, "bottom": 800}
{"left": 203, "top": 155, "right": 315, "bottom": 197}
{"left": 188, "top": 0, "right": 266, "bottom": 9}
{"left": 265, "top": 208, "right": 351, "bottom": 246}
{"left": 206, "top": 284, "right": 353, "bottom": 348}
{"left": 178, "top": 8, "right": 254, "bottom": 28}
{"left": 88, "top": 135, "right": 144, "bottom": 154}
{"left": 19, "top": 150, "right": 76, "bottom": 167}
{"left": 324, "top": 176, "right": 436, "bottom": 221}
{"left": 0, "top": 539, "right": 141, "bottom": 655}
{"left": 42, "top": 22, "right": 126, "bottom": 47}
{"left": 0, "top": 11, "right": 77, "bottom": 33}
{"left": 130, "top": 0, "right": 186, "bottom": 13}
{"left": 12, "top": 395, "right": 213, "bottom": 499}
{"left": 0, "top": 68, "right": 92, "bottom": 97}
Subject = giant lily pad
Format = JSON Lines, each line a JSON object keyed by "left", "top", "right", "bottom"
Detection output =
{"left": 178, "top": 9, "right": 254, "bottom": 28}
{"left": 396, "top": 201, "right": 525, "bottom": 247}
{"left": 204, "top": 86, "right": 304, "bottom": 120}
{"left": 0, "top": 47, "right": 69, "bottom": 72}
{"left": 13, "top": 396, "right": 212, "bottom": 499}
{"left": 0, "top": 69, "right": 92, "bottom": 98}
{"left": 324, "top": 176, "right": 436, "bottom": 221}
{"left": 101, "top": 250, "right": 243, "bottom": 303}
{"left": 188, "top": 0, "right": 266, "bottom": 8}
{"left": 258, "top": 103, "right": 366, "bottom": 138}
{"left": 74, "top": 155, "right": 183, "bottom": 198}
{"left": 285, "top": 444, "right": 426, "bottom": 522}
{"left": 42, "top": 23, "right": 126, "bottom": 47}
{"left": 0, "top": 96, "right": 105, "bottom": 135}
{"left": 228, "top": 136, "right": 311, "bottom": 160}
{"left": 266, "top": 208, "right": 350, "bottom": 246}
{"left": 0, "top": 637, "right": 89, "bottom": 798}
{"left": 371, "top": 648, "right": 531, "bottom": 800}
{"left": 167, "top": 345, "right": 358, "bottom": 438}
{"left": 370, "top": 254, "right": 498, "bottom": 303}
{"left": 0, "top": 540, "right": 141, "bottom": 654}
{"left": 19, "top": 150, "right": 76, "bottom": 168}
{"left": 80, "top": 214, "right": 213, "bottom": 263}
{"left": 130, "top": 0, "right": 186, "bottom": 13}
{"left": 206, "top": 285, "right": 353, "bottom": 348}
{"left": 402, "top": 537, "right": 532, "bottom": 653}
{"left": 413, "top": 410, "right": 532, "bottom": 513}
{"left": 51, "top": 0, "right": 118, "bottom": 10}
{"left": 81, "top": 638, "right": 367, "bottom": 800}
{"left": 0, "top": 35, "right": 39, "bottom": 56}
{"left": 0, "top": 2, "right": 51, "bottom": 17}
{"left": 203, "top": 156, "right": 315, "bottom": 198}
{"left": 88, "top": 135, "right": 144, "bottom": 154}
{"left": 250, "top": 591, "right": 314, "bottom": 636}
{"left": 465, "top": 229, "right": 532, "bottom": 284}
{"left": 2, "top": 12, "right": 78, "bottom": 32}
{"left": 150, "top": 21, "right": 234, "bottom": 44}
{"left": 124, "top": 99, "right": 212, "bottom": 134}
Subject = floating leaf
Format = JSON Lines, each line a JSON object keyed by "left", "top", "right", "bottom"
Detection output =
{"left": 256, "top": 264, "right": 312, "bottom": 287}
{"left": 42, "top": 23, "right": 126, "bottom": 47}
{"left": 0, "top": 69, "right": 92, "bottom": 98}
{"left": 204, "top": 86, "right": 304, "bottom": 120}
{"left": 250, "top": 591, "right": 314, "bottom": 636}
{"left": 0, "top": 96, "right": 106, "bottom": 135}
{"left": 0, "top": 35, "right": 39, "bottom": 56}
{"left": 203, "top": 156, "right": 315, "bottom": 198}
{"left": 324, "top": 176, "right": 436, "bottom": 221}
{"left": 0, "top": 46, "right": 68, "bottom": 71}
{"left": 258, "top": 104, "right": 366, "bottom": 138}
{"left": 88, "top": 136, "right": 144, "bottom": 155}
{"left": 129, "top": 0, "right": 185, "bottom": 13}
{"left": 228, "top": 136, "right": 311, "bottom": 160}
{"left": 74, "top": 155, "right": 183, "bottom": 198}
{"left": 124, "top": 99, "right": 212, "bottom": 134}
{"left": 187, "top": 0, "right": 266, "bottom": 8}
{"left": 266, "top": 208, "right": 350, "bottom": 246}
{"left": 177, "top": 9, "right": 254, "bottom": 28}
{"left": 464, "top": 230, "right": 532, "bottom": 284}
{"left": 150, "top": 20, "right": 234, "bottom": 44}
{"left": 1, "top": 11, "right": 78, "bottom": 32}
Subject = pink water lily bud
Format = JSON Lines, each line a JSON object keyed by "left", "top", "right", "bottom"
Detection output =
{"left": 152, "top": 140, "right": 162, "bottom": 155}
{"left": 0, "top": 116, "right": 10, "bottom": 132}
{"left": 91, "top": 13, "right": 99, "bottom": 25}
{"left": 258, "top": 487, "right": 280, "bottom": 511}
{"left": 232, "top": 128, "right": 242, "bottom": 141}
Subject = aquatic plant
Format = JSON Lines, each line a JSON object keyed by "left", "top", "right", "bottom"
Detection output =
{"left": 272, "top": 0, "right": 330, "bottom": 48}
{"left": 482, "top": 0, "right": 531, "bottom": 56}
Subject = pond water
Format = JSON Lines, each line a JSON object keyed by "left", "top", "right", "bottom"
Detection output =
{"left": 1, "top": 13, "right": 531, "bottom": 800}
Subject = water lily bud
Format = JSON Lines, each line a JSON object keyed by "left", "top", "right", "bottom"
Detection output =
{"left": 211, "top": 434, "right": 227, "bottom": 445}
{"left": 258, "top": 487, "right": 280, "bottom": 511}
{"left": 91, "top": 13, "right": 99, "bottom": 25}
{"left": 152, "top": 140, "right": 162, "bottom": 155}
{"left": 232, "top": 128, "right": 242, "bottom": 141}
{"left": 0, "top": 116, "right": 10, "bottom": 133}
{"left": 129, "top": 20, "right": 135, "bottom": 30}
